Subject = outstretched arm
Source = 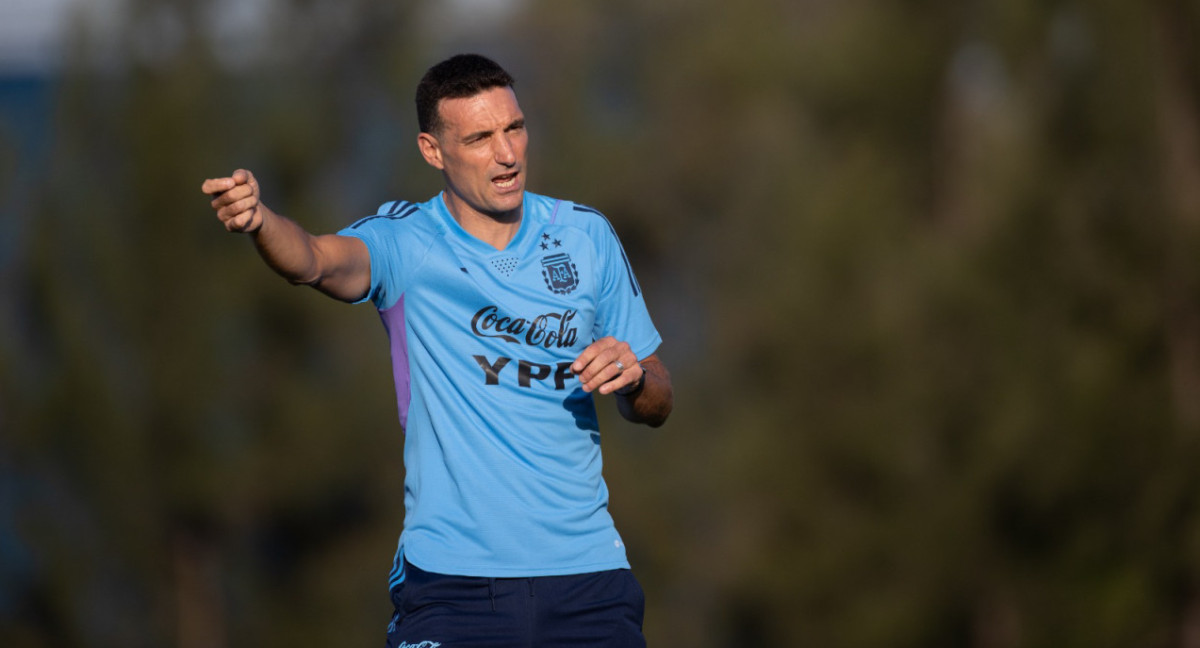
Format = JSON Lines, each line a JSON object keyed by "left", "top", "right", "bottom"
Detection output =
{"left": 572, "top": 339, "right": 674, "bottom": 427}
{"left": 201, "top": 169, "right": 370, "bottom": 302}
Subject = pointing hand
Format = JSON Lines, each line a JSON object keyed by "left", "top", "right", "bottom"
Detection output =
{"left": 202, "top": 169, "right": 263, "bottom": 233}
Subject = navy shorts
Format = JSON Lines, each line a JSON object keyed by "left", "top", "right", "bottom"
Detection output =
{"left": 384, "top": 560, "right": 646, "bottom": 648}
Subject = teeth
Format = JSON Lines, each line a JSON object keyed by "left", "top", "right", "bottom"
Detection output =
{"left": 495, "top": 175, "right": 517, "bottom": 188}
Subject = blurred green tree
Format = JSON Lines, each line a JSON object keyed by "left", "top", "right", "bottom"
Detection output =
{"left": 5, "top": 0, "right": 1200, "bottom": 647}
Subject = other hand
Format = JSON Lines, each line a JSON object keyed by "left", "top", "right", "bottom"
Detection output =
{"left": 571, "top": 336, "right": 644, "bottom": 395}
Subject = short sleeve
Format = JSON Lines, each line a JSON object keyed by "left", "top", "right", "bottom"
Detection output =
{"left": 337, "top": 201, "right": 419, "bottom": 310}
{"left": 590, "top": 215, "right": 662, "bottom": 360}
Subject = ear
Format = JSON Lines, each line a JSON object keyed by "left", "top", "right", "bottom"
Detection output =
{"left": 417, "top": 132, "right": 444, "bottom": 170}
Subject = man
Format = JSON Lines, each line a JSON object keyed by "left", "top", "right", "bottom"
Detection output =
{"left": 202, "top": 54, "right": 672, "bottom": 647}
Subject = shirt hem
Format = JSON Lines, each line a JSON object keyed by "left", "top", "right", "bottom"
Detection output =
{"left": 404, "top": 553, "right": 632, "bottom": 579}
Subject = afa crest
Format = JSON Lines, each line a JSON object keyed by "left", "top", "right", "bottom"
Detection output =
{"left": 540, "top": 253, "right": 579, "bottom": 295}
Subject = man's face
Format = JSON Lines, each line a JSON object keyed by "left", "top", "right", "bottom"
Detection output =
{"left": 419, "top": 86, "right": 528, "bottom": 220}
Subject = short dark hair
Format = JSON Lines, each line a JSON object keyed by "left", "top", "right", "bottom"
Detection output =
{"left": 416, "top": 54, "right": 515, "bottom": 134}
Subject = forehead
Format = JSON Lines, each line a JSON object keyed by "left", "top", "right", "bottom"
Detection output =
{"left": 437, "top": 86, "right": 523, "bottom": 135}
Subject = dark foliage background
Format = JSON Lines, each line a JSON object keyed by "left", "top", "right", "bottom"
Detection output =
{"left": 3, "top": 0, "right": 1200, "bottom": 646}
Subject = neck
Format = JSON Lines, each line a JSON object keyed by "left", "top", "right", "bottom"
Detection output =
{"left": 443, "top": 190, "right": 522, "bottom": 250}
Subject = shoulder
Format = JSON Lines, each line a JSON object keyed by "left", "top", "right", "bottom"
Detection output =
{"left": 345, "top": 198, "right": 444, "bottom": 237}
{"left": 526, "top": 192, "right": 617, "bottom": 240}
{"left": 338, "top": 197, "right": 445, "bottom": 273}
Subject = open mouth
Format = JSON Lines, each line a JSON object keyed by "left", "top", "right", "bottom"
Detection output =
{"left": 493, "top": 171, "right": 519, "bottom": 189}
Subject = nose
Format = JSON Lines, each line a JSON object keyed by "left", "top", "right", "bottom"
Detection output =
{"left": 493, "top": 134, "right": 516, "bottom": 166}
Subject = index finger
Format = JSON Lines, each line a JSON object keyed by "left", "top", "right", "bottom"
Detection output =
{"left": 201, "top": 177, "right": 235, "bottom": 195}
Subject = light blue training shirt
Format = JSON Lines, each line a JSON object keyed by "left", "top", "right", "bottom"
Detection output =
{"left": 339, "top": 191, "right": 661, "bottom": 583}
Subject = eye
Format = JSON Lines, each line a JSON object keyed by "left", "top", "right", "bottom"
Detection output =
{"left": 463, "top": 131, "right": 490, "bottom": 145}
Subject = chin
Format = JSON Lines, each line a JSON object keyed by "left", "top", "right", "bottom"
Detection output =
{"left": 491, "top": 192, "right": 524, "bottom": 214}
